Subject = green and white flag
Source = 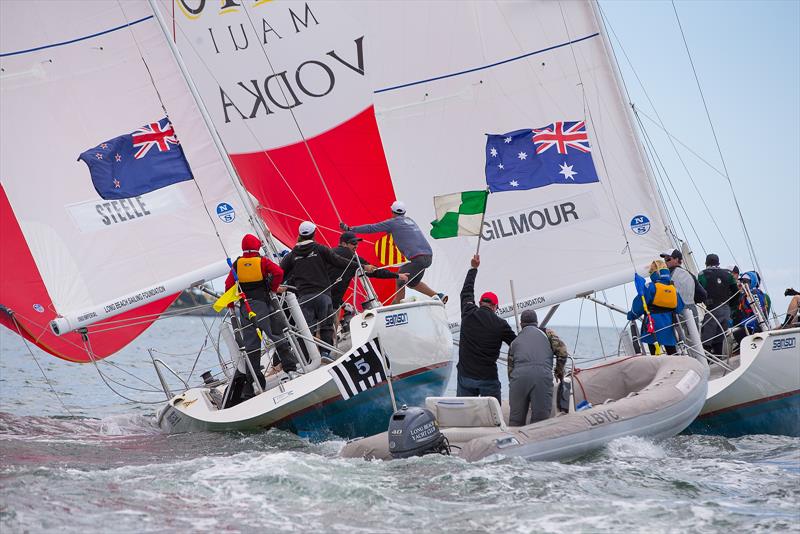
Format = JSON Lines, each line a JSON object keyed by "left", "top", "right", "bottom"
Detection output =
{"left": 430, "top": 190, "right": 489, "bottom": 239}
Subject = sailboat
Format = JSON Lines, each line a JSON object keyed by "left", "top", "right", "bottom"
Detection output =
{"left": 159, "top": 0, "right": 792, "bottom": 439}
{"left": 0, "top": 0, "right": 452, "bottom": 439}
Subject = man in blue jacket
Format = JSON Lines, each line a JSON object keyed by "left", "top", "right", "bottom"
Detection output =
{"left": 627, "top": 261, "right": 685, "bottom": 355}
{"left": 341, "top": 201, "right": 446, "bottom": 304}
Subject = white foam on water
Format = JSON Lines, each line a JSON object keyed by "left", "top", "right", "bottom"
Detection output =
{"left": 605, "top": 435, "right": 667, "bottom": 459}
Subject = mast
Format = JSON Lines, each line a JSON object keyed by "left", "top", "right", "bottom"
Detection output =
{"left": 146, "top": 0, "right": 278, "bottom": 256}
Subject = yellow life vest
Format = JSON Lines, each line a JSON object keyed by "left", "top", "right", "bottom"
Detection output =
{"left": 651, "top": 282, "right": 678, "bottom": 310}
{"left": 236, "top": 256, "right": 263, "bottom": 283}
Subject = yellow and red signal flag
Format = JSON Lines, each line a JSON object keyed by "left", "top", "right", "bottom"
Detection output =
{"left": 373, "top": 234, "right": 406, "bottom": 266}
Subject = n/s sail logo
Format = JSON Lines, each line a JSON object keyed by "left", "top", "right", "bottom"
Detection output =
{"left": 630, "top": 215, "right": 651, "bottom": 235}
{"left": 374, "top": 234, "right": 405, "bottom": 266}
{"left": 216, "top": 202, "right": 235, "bottom": 223}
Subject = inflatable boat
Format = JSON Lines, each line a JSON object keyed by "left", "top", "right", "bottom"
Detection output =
{"left": 340, "top": 355, "right": 708, "bottom": 462}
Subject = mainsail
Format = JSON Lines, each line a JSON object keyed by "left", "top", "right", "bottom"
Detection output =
{"left": 161, "top": 0, "right": 672, "bottom": 325}
{"left": 0, "top": 0, "right": 257, "bottom": 361}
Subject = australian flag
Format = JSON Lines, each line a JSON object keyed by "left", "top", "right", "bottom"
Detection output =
{"left": 485, "top": 121, "right": 600, "bottom": 193}
{"left": 79, "top": 118, "right": 193, "bottom": 200}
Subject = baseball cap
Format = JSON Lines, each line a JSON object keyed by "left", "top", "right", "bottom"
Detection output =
{"left": 705, "top": 253, "right": 720, "bottom": 266}
{"left": 340, "top": 231, "right": 362, "bottom": 245}
{"left": 391, "top": 200, "right": 406, "bottom": 214}
{"left": 659, "top": 249, "right": 683, "bottom": 260}
{"left": 298, "top": 221, "right": 317, "bottom": 237}
{"left": 479, "top": 291, "right": 498, "bottom": 306}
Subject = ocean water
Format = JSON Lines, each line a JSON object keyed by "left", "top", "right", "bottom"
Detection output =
{"left": 1, "top": 317, "right": 798, "bottom": 533}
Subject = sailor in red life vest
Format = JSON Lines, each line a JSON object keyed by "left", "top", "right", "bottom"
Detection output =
{"left": 224, "top": 234, "right": 297, "bottom": 405}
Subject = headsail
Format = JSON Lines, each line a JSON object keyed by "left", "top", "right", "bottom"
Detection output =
{"left": 162, "top": 0, "right": 672, "bottom": 323}
{"left": 0, "top": 0, "right": 257, "bottom": 360}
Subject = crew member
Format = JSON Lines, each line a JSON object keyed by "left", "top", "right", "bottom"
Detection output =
{"left": 627, "top": 260, "right": 685, "bottom": 355}
{"left": 732, "top": 271, "right": 772, "bottom": 345}
{"left": 328, "top": 231, "right": 409, "bottom": 322}
{"left": 341, "top": 201, "right": 447, "bottom": 304}
{"left": 223, "top": 233, "right": 296, "bottom": 407}
{"left": 698, "top": 253, "right": 738, "bottom": 355}
{"left": 280, "top": 221, "right": 352, "bottom": 353}
{"left": 507, "top": 310, "right": 568, "bottom": 426}
{"left": 456, "top": 254, "right": 516, "bottom": 402}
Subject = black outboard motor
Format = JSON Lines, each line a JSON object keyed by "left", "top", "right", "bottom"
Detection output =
{"left": 387, "top": 405, "right": 450, "bottom": 459}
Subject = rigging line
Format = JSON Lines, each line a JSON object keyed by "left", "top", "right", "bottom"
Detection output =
{"left": 82, "top": 335, "right": 166, "bottom": 404}
{"left": 573, "top": 298, "right": 585, "bottom": 356}
{"left": 116, "top": 1, "right": 231, "bottom": 258}
{"left": 11, "top": 315, "right": 92, "bottom": 426}
{"left": 239, "top": 3, "right": 342, "bottom": 227}
{"left": 593, "top": 297, "right": 607, "bottom": 359}
{"left": 635, "top": 109, "right": 705, "bottom": 252}
{"left": 599, "top": 4, "right": 739, "bottom": 266}
{"left": 671, "top": 1, "right": 761, "bottom": 276}
{"left": 102, "top": 359, "right": 163, "bottom": 392}
{"left": 636, "top": 109, "right": 726, "bottom": 178}
{"left": 164, "top": 11, "right": 318, "bottom": 238}
{"left": 595, "top": 3, "right": 676, "bottom": 251}
{"left": 560, "top": 1, "right": 636, "bottom": 268}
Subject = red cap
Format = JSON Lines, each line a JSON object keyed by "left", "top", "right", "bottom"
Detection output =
{"left": 479, "top": 291, "right": 498, "bottom": 306}
{"left": 241, "top": 233, "right": 261, "bottom": 252}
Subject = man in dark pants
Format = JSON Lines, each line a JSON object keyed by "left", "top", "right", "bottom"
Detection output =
{"left": 223, "top": 233, "right": 296, "bottom": 407}
{"left": 456, "top": 254, "right": 516, "bottom": 403}
{"left": 280, "top": 221, "right": 352, "bottom": 356}
{"left": 507, "top": 310, "right": 568, "bottom": 426}
{"left": 698, "top": 253, "right": 738, "bottom": 355}
{"left": 328, "top": 231, "right": 409, "bottom": 324}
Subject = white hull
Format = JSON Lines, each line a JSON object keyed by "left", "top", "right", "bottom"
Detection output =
{"left": 688, "top": 327, "right": 800, "bottom": 436}
{"left": 157, "top": 299, "right": 453, "bottom": 437}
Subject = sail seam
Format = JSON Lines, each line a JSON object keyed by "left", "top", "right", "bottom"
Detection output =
{"left": 374, "top": 33, "right": 600, "bottom": 94}
{"left": 0, "top": 15, "right": 153, "bottom": 57}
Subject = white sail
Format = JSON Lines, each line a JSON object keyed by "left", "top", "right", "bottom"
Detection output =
{"left": 0, "top": 0, "right": 256, "bottom": 334}
{"left": 162, "top": 0, "right": 672, "bottom": 325}
{"left": 360, "top": 1, "right": 673, "bottom": 322}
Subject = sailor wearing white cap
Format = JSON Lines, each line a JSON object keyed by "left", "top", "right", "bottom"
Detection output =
{"left": 279, "top": 221, "right": 351, "bottom": 351}
{"left": 341, "top": 201, "right": 447, "bottom": 305}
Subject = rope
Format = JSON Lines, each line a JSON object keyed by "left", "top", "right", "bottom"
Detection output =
{"left": 671, "top": 1, "right": 761, "bottom": 278}
{"left": 240, "top": 3, "right": 343, "bottom": 224}
{"left": 10, "top": 314, "right": 92, "bottom": 426}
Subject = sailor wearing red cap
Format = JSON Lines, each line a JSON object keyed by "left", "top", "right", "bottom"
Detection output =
{"left": 223, "top": 234, "right": 297, "bottom": 406}
{"left": 456, "top": 254, "right": 516, "bottom": 403}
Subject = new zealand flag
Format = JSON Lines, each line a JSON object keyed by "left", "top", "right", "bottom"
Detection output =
{"left": 78, "top": 118, "right": 194, "bottom": 200}
{"left": 485, "top": 121, "right": 600, "bottom": 193}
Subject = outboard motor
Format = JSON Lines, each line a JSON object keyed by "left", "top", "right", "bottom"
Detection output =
{"left": 387, "top": 405, "right": 450, "bottom": 459}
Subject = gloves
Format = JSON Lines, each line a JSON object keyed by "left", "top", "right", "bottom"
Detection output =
{"left": 339, "top": 222, "right": 350, "bottom": 231}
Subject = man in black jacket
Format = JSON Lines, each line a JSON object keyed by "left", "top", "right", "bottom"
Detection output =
{"left": 698, "top": 253, "right": 738, "bottom": 355}
{"left": 456, "top": 254, "right": 516, "bottom": 403}
{"left": 328, "top": 231, "right": 409, "bottom": 313}
{"left": 280, "top": 221, "right": 351, "bottom": 351}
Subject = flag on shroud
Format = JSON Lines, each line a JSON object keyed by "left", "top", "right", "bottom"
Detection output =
{"left": 328, "top": 338, "right": 390, "bottom": 400}
{"left": 430, "top": 190, "right": 488, "bottom": 239}
{"left": 485, "top": 121, "right": 600, "bottom": 193}
{"left": 78, "top": 117, "right": 194, "bottom": 200}
{"left": 213, "top": 285, "right": 241, "bottom": 312}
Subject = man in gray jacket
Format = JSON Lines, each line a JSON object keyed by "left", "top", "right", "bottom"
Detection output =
{"left": 507, "top": 310, "right": 568, "bottom": 426}
{"left": 341, "top": 201, "right": 446, "bottom": 304}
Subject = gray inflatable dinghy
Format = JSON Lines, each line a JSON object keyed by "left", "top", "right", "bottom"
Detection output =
{"left": 340, "top": 355, "right": 708, "bottom": 462}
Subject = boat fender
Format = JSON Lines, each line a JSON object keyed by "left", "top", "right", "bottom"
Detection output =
{"left": 387, "top": 405, "right": 449, "bottom": 459}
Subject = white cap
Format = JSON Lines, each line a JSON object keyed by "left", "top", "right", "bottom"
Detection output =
{"left": 391, "top": 200, "right": 406, "bottom": 214}
{"left": 298, "top": 221, "right": 316, "bottom": 236}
